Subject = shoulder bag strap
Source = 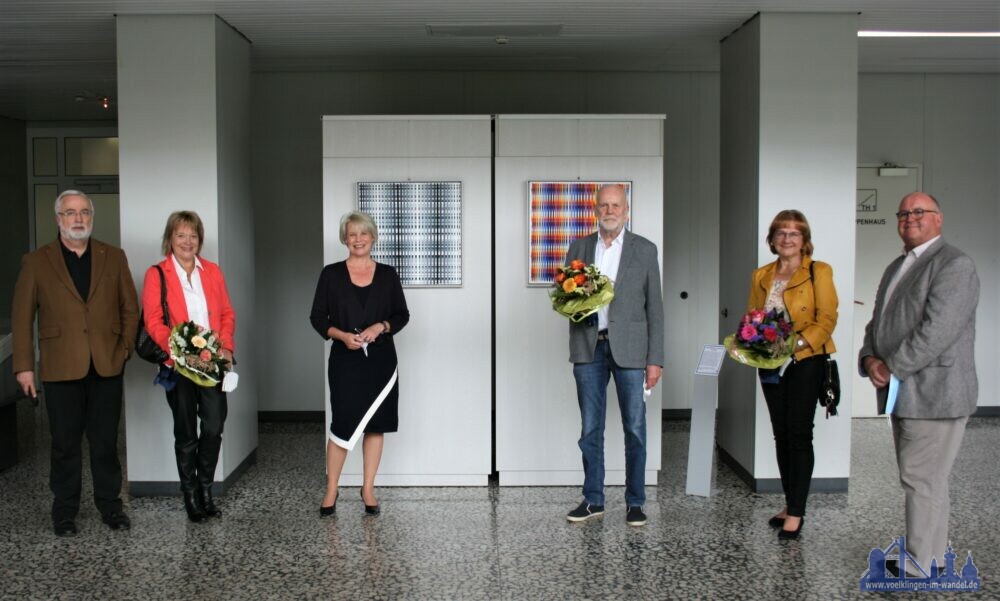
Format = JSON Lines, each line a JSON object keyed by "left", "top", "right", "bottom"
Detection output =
{"left": 155, "top": 265, "right": 170, "bottom": 327}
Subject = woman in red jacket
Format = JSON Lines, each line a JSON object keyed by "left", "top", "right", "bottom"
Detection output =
{"left": 142, "top": 211, "right": 236, "bottom": 523}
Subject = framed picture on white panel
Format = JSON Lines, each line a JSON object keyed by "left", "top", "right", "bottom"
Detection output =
{"left": 357, "top": 181, "right": 462, "bottom": 287}
{"left": 527, "top": 180, "right": 632, "bottom": 286}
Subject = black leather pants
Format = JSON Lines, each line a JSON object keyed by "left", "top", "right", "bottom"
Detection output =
{"left": 165, "top": 376, "right": 227, "bottom": 493}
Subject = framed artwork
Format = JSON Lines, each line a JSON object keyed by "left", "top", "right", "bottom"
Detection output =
{"left": 527, "top": 180, "right": 632, "bottom": 285}
{"left": 357, "top": 181, "right": 462, "bottom": 287}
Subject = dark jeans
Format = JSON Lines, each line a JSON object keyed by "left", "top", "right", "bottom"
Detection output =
{"left": 165, "top": 376, "right": 227, "bottom": 493}
{"left": 573, "top": 340, "right": 647, "bottom": 507}
{"left": 760, "top": 355, "right": 825, "bottom": 518}
{"left": 43, "top": 368, "right": 124, "bottom": 520}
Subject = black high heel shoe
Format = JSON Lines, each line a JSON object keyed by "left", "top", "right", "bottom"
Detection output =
{"left": 778, "top": 516, "right": 804, "bottom": 540}
{"left": 320, "top": 491, "right": 339, "bottom": 518}
{"left": 361, "top": 488, "right": 380, "bottom": 516}
{"left": 768, "top": 515, "right": 786, "bottom": 528}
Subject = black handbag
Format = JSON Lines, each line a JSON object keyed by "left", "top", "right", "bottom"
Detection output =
{"left": 135, "top": 265, "right": 170, "bottom": 364}
{"left": 809, "top": 261, "right": 840, "bottom": 418}
{"left": 820, "top": 355, "right": 840, "bottom": 418}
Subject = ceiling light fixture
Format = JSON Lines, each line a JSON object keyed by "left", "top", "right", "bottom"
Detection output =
{"left": 858, "top": 31, "right": 1000, "bottom": 38}
{"left": 426, "top": 24, "right": 562, "bottom": 37}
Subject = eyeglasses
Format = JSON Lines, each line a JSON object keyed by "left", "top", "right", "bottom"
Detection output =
{"left": 773, "top": 230, "right": 802, "bottom": 240}
{"left": 895, "top": 208, "right": 939, "bottom": 221}
{"left": 57, "top": 209, "right": 93, "bottom": 219}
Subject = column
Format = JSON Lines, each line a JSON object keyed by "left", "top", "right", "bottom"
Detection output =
{"left": 117, "top": 15, "right": 256, "bottom": 495}
{"left": 718, "top": 13, "right": 857, "bottom": 492}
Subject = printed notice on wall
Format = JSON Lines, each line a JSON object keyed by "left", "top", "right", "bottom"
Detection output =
{"left": 695, "top": 345, "right": 726, "bottom": 376}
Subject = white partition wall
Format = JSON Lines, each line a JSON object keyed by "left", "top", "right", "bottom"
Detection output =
{"left": 321, "top": 116, "right": 492, "bottom": 486}
{"left": 118, "top": 15, "right": 257, "bottom": 495}
{"left": 718, "top": 13, "right": 856, "bottom": 492}
{"left": 495, "top": 115, "right": 665, "bottom": 487}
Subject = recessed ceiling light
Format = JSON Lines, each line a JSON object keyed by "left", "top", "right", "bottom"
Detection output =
{"left": 859, "top": 31, "right": 1000, "bottom": 38}
{"left": 426, "top": 24, "right": 562, "bottom": 37}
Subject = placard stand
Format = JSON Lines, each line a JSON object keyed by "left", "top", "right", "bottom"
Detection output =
{"left": 686, "top": 345, "right": 725, "bottom": 497}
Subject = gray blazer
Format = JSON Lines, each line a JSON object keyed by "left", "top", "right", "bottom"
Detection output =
{"left": 566, "top": 231, "right": 664, "bottom": 369}
{"left": 858, "top": 238, "right": 979, "bottom": 418}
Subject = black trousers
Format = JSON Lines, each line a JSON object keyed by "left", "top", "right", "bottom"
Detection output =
{"left": 760, "top": 355, "right": 825, "bottom": 518}
{"left": 43, "top": 368, "right": 123, "bottom": 520}
{"left": 165, "top": 376, "right": 227, "bottom": 493}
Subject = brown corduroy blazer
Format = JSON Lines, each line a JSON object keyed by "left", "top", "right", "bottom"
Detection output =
{"left": 11, "top": 238, "right": 140, "bottom": 381}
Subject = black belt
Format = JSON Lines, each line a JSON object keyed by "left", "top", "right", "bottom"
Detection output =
{"left": 597, "top": 330, "right": 609, "bottom": 341}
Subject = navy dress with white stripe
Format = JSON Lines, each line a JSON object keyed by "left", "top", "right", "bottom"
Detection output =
{"left": 309, "top": 262, "right": 409, "bottom": 450}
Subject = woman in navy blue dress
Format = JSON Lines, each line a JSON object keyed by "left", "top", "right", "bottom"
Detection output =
{"left": 310, "top": 211, "right": 409, "bottom": 517}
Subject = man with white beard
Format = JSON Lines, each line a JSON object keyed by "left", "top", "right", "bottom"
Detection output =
{"left": 12, "top": 190, "right": 139, "bottom": 537}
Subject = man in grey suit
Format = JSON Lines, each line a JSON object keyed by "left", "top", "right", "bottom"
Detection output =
{"left": 564, "top": 184, "right": 664, "bottom": 527}
{"left": 859, "top": 191, "right": 979, "bottom": 576}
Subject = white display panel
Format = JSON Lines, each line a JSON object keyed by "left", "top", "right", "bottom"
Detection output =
{"left": 322, "top": 116, "right": 492, "bottom": 485}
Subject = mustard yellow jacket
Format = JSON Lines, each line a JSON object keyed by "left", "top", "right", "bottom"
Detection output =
{"left": 747, "top": 256, "right": 838, "bottom": 361}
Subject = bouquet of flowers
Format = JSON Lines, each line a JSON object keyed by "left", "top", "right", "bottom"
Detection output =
{"left": 723, "top": 309, "right": 797, "bottom": 369}
{"left": 550, "top": 259, "right": 615, "bottom": 323}
{"left": 169, "top": 321, "right": 229, "bottom": 386}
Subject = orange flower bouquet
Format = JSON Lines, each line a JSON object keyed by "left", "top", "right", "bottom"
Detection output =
{"left": 549, "top": 259, "right": 615, "bottom": 323}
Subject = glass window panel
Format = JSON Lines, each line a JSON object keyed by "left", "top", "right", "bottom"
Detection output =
{"left": 65, "top": 137, "right": 119, "bottom": 176}
{"left": 32, "top": 138, "right": 58, "bottom": 176}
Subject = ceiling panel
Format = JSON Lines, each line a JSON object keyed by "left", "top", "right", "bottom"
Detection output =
{"left": 1, "top": 0, "right": 997, "bottom": 120}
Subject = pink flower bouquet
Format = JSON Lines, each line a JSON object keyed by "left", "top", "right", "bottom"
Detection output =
{"left": 723, "top": 309, "right": 797, "bottom": 369}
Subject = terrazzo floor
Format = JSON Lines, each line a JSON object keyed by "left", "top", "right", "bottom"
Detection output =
{"left": 1, "top": 402, "right": 997, "bottom": 600}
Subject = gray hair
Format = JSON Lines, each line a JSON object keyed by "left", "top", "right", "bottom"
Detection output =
{"left": 338, "top": 211, "right": 378, "bottom": 244}
{"left": 54, "top": 189, "right": 95, "bottom": 215}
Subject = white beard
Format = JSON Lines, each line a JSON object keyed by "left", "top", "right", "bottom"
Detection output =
{"left": 60, "top": 224, "right": 92, "bottom": 241}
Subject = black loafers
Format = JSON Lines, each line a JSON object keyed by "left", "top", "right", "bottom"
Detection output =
{"left": 102, "top": 511, "right": 131, "bottom": 531}
{"left": 53, "top": 519, "right": 77, "bottom": 537}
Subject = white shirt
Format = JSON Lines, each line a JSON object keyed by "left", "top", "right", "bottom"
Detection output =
{"left": 594, "top": 227, "right": 625, "bottom": 331}
{"left": 882, "top": 235, "right": 940, "bottom": 308}
{"left": 171, "top": 254, "right": 210, "bottom": 329}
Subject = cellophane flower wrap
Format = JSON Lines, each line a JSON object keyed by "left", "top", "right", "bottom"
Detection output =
{"left": 168, "top": 321, "right": 229, "bottom": 387}
{"left": 549, "top": 259, "right": 615, "bottom": 323}
{"left": 723, "top": 309, "right": 797, "bottom": 369}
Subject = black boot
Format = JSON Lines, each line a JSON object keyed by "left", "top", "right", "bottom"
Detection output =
{"left": 183, "top": 492, "right": 207, "bottom": 523}
{"left": 199, "top": 485, "right": 222, "bottom": 518}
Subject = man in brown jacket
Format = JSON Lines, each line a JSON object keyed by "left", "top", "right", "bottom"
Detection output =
{"left": 12, "top": 190, "right": 139, "bottom": 537}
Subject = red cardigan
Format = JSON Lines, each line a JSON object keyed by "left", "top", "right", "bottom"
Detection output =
{"left": 142, "top": 256, "right": 236, "bottom": 358}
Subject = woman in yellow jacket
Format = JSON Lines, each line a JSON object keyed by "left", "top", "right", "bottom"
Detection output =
{"left": 747, "top": 210, "right": 838, "bottom": 540}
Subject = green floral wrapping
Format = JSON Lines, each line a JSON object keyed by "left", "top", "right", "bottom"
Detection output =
{"left": 550, "top": 286, "right": 615, "bottom": 323}
{"left": 723, "top": 333, "right": 797, "bottom": 370}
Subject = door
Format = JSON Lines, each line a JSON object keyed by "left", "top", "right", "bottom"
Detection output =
{"left": 853, "top": 166, "right": 920, "bottom": 417}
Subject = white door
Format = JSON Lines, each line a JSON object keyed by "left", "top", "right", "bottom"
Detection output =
{"left": 853, "top": 166, "right": 920, "bottom": 417}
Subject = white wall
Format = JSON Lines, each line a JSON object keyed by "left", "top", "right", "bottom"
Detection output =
{"left": 322, "top": 116, "right": 492, "bottom": 485}
{"left": 494, "top": 115, "right": 664, "bottom": 486}
{"left": 858, "top": 74, "right": 1000, "bottom": 409}
{"left": 718, "top": 17, "right": 762, "bottom": 474}
{"left": 756, "top": 13, "right": 857, "bottom": 481}
{"left": 118, "top": 15, "right": 254, "bottom": 491}
{"left": 215, "top": 19, "right": 258, "bottom": 475}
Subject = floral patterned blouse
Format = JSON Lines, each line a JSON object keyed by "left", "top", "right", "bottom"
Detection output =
{"left": 764, "top": 278, "right": 789, "bottom": 313}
